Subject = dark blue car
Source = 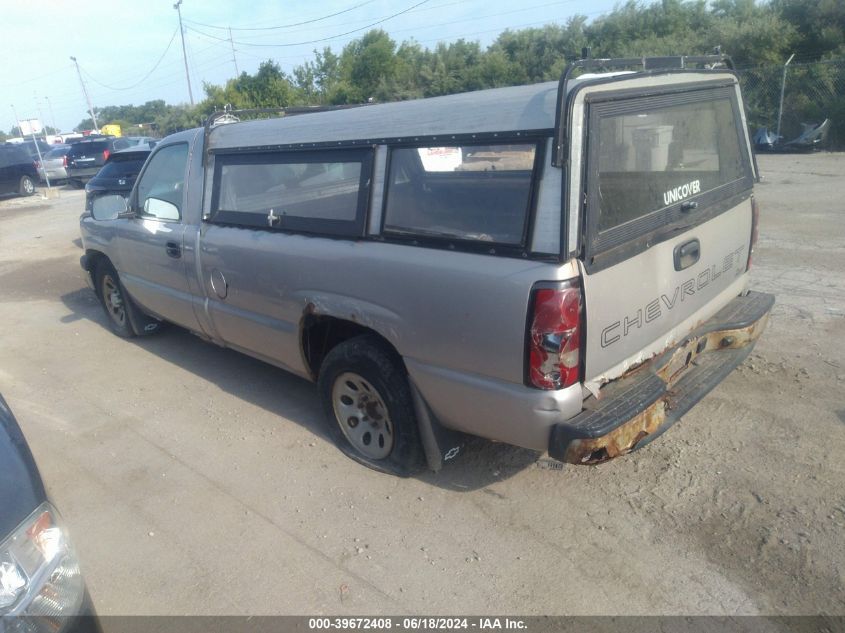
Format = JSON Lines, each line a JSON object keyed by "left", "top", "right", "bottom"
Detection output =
{"left": 0, "top": 394, "right": 101, "bottom": 631}
{"left": 84, "top": 146, "right": 152, "bottom": 212}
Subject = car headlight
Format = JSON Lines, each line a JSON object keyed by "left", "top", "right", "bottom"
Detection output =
{"left": 0, "top": 502, "right": 85, "bottom": 629}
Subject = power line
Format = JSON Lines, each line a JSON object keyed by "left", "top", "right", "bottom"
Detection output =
{"left": 413, "top": 16, "right": 583, "bottom": 45}
{"left": 198, "top": 0, "right": 572, "bottom": 47}
{"left": 185, "top": 0, "right": 433, "bottom": 48}
{"left": 80, "top": 28, "right": 179, "bottom": 92}
{"left": 47, "top": 6, "right": 605, "bottom": 127}
{"left": 81, "top": 6, "right": 597, "bottom": 100}
{"left": 11, "top": 67, "right": 68, "bottom": 89}
{"left": 187, "top": 10, "right": 587, "bottom": 67}
{"left": 190, "top": 0, "right": 468, "bottom": 46}
{"left": 35, "top": 40, "right": 227, "bottom": 104}
{"left": 182, "top": 0, "right": 377, "bottom": 32}
{"left": 90, "top": 52, "right": 233, "bottom": 102}
{"left": 378, "top": 0, "right": 579, "bottom": 38}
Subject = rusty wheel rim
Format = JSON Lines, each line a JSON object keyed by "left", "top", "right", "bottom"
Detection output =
{"left": 331, "top": 372, "right": 394, "bottom": 459}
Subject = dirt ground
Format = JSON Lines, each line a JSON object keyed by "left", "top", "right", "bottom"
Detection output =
{"left": 0, "top": 153, "right": 843, "bottom": 617}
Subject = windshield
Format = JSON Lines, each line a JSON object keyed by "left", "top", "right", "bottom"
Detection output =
{"left": 45, "top": 147, "right": 70, "bottom": 159}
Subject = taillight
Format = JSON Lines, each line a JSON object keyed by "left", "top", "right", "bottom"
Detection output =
{"left": 34, "top": 160, "right": 41, "bottom": 169}
{"left": 747, "top": 196, "right": 760, "bottom": 270}
{"left": 103, "top": 149, "right": 110, "bottom": 161}
{"left": 62, "top": 155, "right": 68, "bottom": 168}
{"left": 527, "top": 282, "right": 582, "bottom": 390}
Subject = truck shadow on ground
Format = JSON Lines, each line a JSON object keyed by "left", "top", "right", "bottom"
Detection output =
{"left": 59, "top": 286, "right": 540, "bottom": 491}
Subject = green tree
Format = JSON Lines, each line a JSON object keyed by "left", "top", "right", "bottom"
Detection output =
{"left": 771, "top": 0, "right": 845, "bottom": 60}
{"left": 152, "top": 105, "right": 202, "bottom": 136}
{"left": 490, "top": 20, "right": 587, "bottom": 84}
{"left": 335, "top": 30, "right": 397, "bottom": 103}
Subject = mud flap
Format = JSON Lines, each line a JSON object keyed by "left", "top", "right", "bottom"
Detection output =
{"left": 409, "top": 378, "right": 467, "bottom": 471}
{"left": 117, "top": 276, "right": 165, "bottom": 337}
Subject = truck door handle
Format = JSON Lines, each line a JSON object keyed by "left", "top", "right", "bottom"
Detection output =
{"left": 165, "top": 241, "right": 181, "bottom": 258}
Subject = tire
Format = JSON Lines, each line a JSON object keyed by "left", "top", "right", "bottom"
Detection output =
{"left": 94, "top": 260, "right": 164, "bottom": 338}
{"left": 19, "top": 175, "right": 35, "bottom": 196}
{"left": 317, "top": 335, "right": 426, "bottom": 476}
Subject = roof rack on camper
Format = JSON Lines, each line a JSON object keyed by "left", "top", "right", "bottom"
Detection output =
{"left": 202, "top": 103, "right": 372, "bottom": 165}
{"left": 552, "top": 49, "right": 735, "bottom": 165}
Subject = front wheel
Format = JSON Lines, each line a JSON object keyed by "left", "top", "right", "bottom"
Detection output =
{"left": 317, "top": 335, "right": 426, "bottom": 476}
{"left": 94, "top": 260, "right": 164, "bottom": 338}
{"left": 19, "top": 175, "right": 35, "bottom": 196}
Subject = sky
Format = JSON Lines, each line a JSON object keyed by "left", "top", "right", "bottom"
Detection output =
{"left": 2, "top": 0, "right": 621, "bottom": 134}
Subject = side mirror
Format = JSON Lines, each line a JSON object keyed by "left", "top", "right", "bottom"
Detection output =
{"left": 143, "top": 197, "right": 180, "bottom": 221}
{"left": 91, "top": 194, "right": 129, "bottom": 221}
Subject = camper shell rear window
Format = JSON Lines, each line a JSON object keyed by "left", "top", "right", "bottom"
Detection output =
{"left": 585, "top": 85, "right": 753, "bottom": 268}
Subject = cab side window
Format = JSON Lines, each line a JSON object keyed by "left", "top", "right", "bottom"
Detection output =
{"left": 136, "top": 144, "right": 189, "bottom": 221}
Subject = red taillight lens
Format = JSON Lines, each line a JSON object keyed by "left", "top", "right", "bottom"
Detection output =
{"left": 62, "top": 155, "right": 68, "bottom": 168}
{"left": 103, "top": 149, "right": 110, "bottom": 161}
{"left": 747, "top": 196, "right": 760, "bottom": 270}
{"left": 528, "top": 283, "right": 582, "bottom": 390}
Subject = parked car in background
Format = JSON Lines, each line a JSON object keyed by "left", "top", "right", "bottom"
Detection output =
{"left": 0, "top": 144, "right": 38, "bottom": 196}
{"left": 85, "top": 146, "right": 152, "bottom": 212}
{"left": 112, "top": 136, "right": 158, "bottom": 151}
{"left": 0, "top": 393, "right": 102, "bottom": 631}
{"left": 66, "top": 137, "right": 121, "bottom": 187}
{"left": 37, "top": 144, "right": 72, "bottom": 183}
{"left": 17, "top": 138, "right": 52, "bottom": 161}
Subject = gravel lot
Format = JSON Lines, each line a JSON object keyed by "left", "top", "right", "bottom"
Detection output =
{"left": 0, "top": 153, "right": 843, "bottom": 616}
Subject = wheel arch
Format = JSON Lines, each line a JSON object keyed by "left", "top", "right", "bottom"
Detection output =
{"left": 300, "top": 312, "right": 404, "bottom": 381}
{"left": 82, "top": 249, "right": 111, "bottom": 298}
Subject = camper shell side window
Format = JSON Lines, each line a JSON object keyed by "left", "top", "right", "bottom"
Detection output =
{"left": 207, "top": 147, "right": 374, "bottom": 238}
{"left": 380, "top": 138, "right": 545, "bottom": 256}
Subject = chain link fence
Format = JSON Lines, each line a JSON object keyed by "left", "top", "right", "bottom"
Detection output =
{"left": 738, "top": 59, "right": 844, "bottom": 149}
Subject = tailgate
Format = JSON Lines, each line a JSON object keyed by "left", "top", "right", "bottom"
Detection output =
{"left": 574, "top": 78, "right": 756, "bottom": 382}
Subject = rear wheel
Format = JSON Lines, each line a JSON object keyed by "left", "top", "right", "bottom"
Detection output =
{"left": 19, "top": 175, "right": 35, "bottom": 196}
{"left": 318, "top": 335, "right": 425, "bottom": 476}
{"left": 94, "top": 260, "right": 164, "bottom": 338}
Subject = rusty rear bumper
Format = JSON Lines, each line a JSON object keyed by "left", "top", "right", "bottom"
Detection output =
{"left": 549, "top": 291, "right": 775, "bottom": 465}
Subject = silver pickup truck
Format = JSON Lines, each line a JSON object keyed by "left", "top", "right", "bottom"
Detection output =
{"left": 80, "top": 54, "right": 774, "bottom": 476}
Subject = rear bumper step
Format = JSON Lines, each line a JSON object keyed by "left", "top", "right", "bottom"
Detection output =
{"left": 549, "top": 290, "right": 775, "bottom": 464}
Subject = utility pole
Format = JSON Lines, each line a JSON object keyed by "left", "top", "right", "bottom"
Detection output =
{"left": 776, "top": 52, "right": 795, "bottom": 139}
{"left": 45, "top": 96, "right": 58, "bottom": 133}
{"left": 34, "top": 94, "right": 48, "bottom": 140}
{"left": 174, "top": 0, "right": 195, "bottom": 105}
{"left": 69, "top": 56, "right": 99, "bottom": 131}
{"left": 228, "top": 26, "right": 240, "bottom": 77}
{"left": 10, "top": 104, "right": 21, "bottom": 137}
